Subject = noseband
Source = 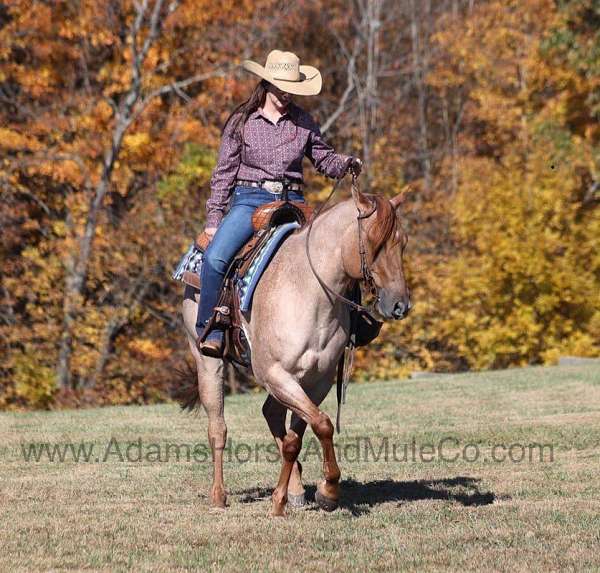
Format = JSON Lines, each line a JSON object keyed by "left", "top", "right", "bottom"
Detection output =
{"left": 305, "top": 173, "right": 380, "bottom": 315}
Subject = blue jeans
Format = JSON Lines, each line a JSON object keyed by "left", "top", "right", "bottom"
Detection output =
{"left": 196, "top": 185, "right": 305, "bottom": 340}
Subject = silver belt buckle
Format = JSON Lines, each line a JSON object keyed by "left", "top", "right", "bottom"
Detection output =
{"left": 263, "top": 180, "right": 284, "bottom": 194}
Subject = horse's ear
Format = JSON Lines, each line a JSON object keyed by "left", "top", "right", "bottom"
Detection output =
{"left": 351, "top": 181, "right": 375, "bottom": 216}
{"left": 390, "top": 185, "right": 412, "bottom": 210}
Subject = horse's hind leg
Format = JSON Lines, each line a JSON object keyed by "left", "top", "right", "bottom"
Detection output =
{"left": 262, "top": 396, "right": 306, "bottom": 507}
{"left": 263, "top": 368, "right": 341, "bottom": 516}
{"left": 188, "top": 340, "right": 228, "bottom": 510}
{"left": 183, "top": 288, "right": 228, "bottom": 510}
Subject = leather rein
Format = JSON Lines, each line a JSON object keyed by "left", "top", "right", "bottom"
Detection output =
{"left": 304, "top": 172, "right": 379, "bottom": 315}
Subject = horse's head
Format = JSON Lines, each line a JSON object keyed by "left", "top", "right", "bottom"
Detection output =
{"left": 341, "top": 185, "right": 412, "bottom": 321}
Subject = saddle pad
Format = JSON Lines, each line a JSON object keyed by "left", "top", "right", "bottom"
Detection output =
{"left": 172, "top": 242, "right": 203, "bottom": 283}
{"left": 238, "top": 221, "right": 300, "bottom": 312}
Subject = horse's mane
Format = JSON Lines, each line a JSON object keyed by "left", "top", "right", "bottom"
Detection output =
{"left": 367, "top": 195, "right": 398, "bottom": 258}
{"left": 305, "top": 193, "right": 398, "bottom": 257}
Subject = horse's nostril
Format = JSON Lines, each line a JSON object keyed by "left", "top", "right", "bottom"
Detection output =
{"left": 393, "top": 302, "right": 406, "bottom": 318}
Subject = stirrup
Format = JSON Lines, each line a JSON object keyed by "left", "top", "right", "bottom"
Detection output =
{"left": 197, "top": 336, "right": 224, "bottom": 358}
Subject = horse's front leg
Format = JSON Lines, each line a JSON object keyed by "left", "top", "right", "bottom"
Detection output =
{"left": 311, "top": 411, "right": 341, "bottom": 512}
{"left": 188, "top": 338, "right": 228, "bottom": 510}
{"left": 270, "top": 415, "right": 306, "bottom": 516}
{"left": 263, "top": 366, "right": 341, "bottom": 515}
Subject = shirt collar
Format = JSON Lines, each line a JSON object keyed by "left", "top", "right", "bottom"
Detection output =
{"left": 250, "top": 102, "right": 298, "bottom": 123}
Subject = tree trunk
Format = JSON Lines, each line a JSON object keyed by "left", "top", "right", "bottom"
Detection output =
{"left": 362, "top": 0, "right": 382, "bottom": 191}
{"left": 410, "top": 0, "right": 432, "bottom": 196}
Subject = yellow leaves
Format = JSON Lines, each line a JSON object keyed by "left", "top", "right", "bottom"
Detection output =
{"left": 0, "top": 128, "right": 42, "bottom": 152}
{"left": 12, "top": 351, "right": 57, "bottom": 409}
{"left": 127, "top": 338, "right": 170, "bottom": 361}
{"left": 15, "top": 66, "right": 56, "bottom": 97}
{"left": 169, "top": 118, "right": 205, "bottom": 146}
{"left": 52, "top": 221, "right": 68, "bottom": 238}
{"left": 21, "top": 246, "right": 45, "bottom": 268}
{"left": 431, "top": 137, "right": 600, "bottom": 370}
{"left": 21, "top": 157, "right": 85, "bottom": 188}
{"left": 145, "top": 46, "right": 161, "bottom": 71}
{"left": 89, "top": 30, "right": 115, "bottom": 48}
{"left": 99, "top": 62, "right": 132, "bottom": 97}
{"left": 56, "top": 159, "right": 85, "bottom": 186}
{"left": 94, "top": 100, "right": 114, "bottom": 124}
{"left": 123, "top": 132, "right": 151, "bottom": 155}
{"left": 119, "top": 132, "right": 153, "bottom": 189}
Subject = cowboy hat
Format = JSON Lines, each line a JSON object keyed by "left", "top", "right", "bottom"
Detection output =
{"left": 242, "top": 50, "right": 322, "bottom": 96}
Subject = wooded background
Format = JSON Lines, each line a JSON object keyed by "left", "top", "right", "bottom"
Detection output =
{"left": 1, "top": 0, "right": 598, "bottom": 409}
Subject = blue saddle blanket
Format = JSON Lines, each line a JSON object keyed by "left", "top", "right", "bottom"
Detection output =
{"left": 237, "top": 221, "right": 300, "bottom": 312}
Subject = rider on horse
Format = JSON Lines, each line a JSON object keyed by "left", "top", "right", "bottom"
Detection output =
{"left": 196, "top": 49, "right": 362, "bottom": 357}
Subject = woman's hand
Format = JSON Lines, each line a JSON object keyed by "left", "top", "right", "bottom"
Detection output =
{"left": 348, "top": 157, "right": 363, "bottom": 176}
{"left": 197, "top": 227, "right": 218, "bottom": 251}
{"left": 205, "top": 227, "right": 218, "bottom": 240}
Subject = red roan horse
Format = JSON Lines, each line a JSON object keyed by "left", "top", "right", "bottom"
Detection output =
{"left": 178, "top": 181, "right": 410, "bottom": 516}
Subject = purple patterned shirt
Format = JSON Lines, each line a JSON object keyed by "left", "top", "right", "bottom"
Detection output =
{"left": 205, "top": 102, "right": 351, "bottom": 227}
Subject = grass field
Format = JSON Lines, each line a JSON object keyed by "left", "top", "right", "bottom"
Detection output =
{"left": 2, "top": 363, "right": 600, "bottom": 572}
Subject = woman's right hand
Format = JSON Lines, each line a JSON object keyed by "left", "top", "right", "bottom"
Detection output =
{"left": 197, "top": 227, "right": 218, "bottom": 251}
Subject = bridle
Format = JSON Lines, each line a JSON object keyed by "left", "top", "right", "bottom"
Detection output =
{"left": 305, "top": 171, "right": 380, "bottom": 315}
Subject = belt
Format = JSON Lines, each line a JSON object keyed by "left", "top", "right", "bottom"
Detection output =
{"left": 235, "top": 179, "right": 303, "bottom": 194}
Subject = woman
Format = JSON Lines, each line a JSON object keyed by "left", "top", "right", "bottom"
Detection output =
{"left": 197, "top": 49, "right": 362, "bottom": 357}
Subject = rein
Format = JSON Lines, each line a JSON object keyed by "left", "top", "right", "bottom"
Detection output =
{"left": 304, "top": 172, "right": 378, "bottom": 315}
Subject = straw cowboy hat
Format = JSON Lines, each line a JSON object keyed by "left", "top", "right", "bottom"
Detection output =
{"left": 242, "top": 50, "right": 322, "bottom": 96}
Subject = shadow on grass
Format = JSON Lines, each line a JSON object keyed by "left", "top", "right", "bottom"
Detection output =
{"left": 238, "top": 476, "right": 497, "bottom": 517}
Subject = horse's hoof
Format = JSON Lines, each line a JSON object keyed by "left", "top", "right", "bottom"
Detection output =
{"left": 208, "top": 491, "right": 227, "bottom": 511}
{"left": 287, "top": 491, "right": 306, "bottom": 508}
{"left": 315, "top": 489, "right": 339, "bottom": 512}
{"left": 271, "top": 502, "right": 287, "bottom": 517}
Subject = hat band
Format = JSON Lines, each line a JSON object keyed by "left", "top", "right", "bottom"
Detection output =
{"left": 266, "top": 62, "right": 300, "bottom": 81}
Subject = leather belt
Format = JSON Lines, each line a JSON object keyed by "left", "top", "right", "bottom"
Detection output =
{"left": 235, "top": 179, "right": 303, "bottom": 194}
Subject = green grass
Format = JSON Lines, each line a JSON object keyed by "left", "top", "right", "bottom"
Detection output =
{"left": 2, "top": 363, "right": 600, "bottom": 572}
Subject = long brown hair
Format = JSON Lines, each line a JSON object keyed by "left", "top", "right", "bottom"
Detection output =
{"left": 222, "top": 80, "right": 269, "bottom": 141}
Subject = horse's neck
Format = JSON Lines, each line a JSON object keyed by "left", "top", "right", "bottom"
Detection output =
{"left": 289, "top": 199, "right": 358, "bottom": 296}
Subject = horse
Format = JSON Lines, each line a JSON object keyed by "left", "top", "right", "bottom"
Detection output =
{"left": 177, "top": 181, "right": 411, "bottom": 516}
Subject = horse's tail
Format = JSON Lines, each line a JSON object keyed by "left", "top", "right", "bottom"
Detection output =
{"left": 171, "top": 360, "right": 201, "bottom": 412}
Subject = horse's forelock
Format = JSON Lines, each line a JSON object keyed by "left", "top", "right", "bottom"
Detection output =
{"left": 367, "top": 195, "right": 398, "bottom": 258}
